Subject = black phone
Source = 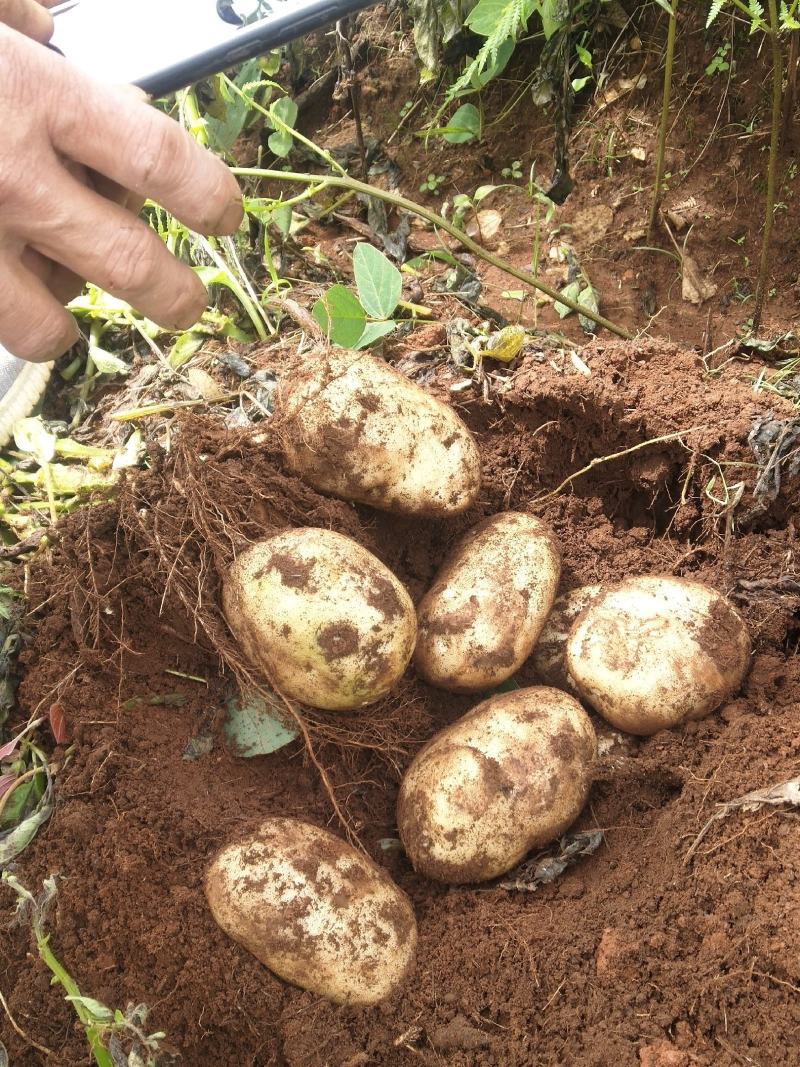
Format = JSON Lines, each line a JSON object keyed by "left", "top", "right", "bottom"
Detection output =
{"left": 49, "top": 0, "right": 377, "bottom": 97}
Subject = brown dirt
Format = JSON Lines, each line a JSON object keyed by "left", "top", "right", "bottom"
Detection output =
{"left": 1, "top": 337, "right": 799, "bottom": 1066}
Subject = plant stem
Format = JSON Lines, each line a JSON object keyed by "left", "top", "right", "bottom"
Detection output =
{"left": 231, "top": 168, "right": 633, "bottom": 338}
{"left": 753, "top": 0, "right": 783, "bottom": 332}
{"left": 648, "top": 0, "right": 679, "bottom": 239}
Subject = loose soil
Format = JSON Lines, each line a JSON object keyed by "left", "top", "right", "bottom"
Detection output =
{"left": 3, "top": 7, "right": 800, "bottom": 1064}
{"left": 2, "top": 339, "right": 799, "bottom": 1067}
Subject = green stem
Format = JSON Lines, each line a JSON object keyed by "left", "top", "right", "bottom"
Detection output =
{"left": 177, "top": 88, "right": 209, "bottom": 148}
{"left": 223, "top": 76, "right": 348, "bottom": 177}
{"left": 753, "top": 0, "right": 783, "bottom": 332}
{"left": 232, "top": 168, "right": 632, "bottom": 338}
{"left": 34, "top": 930, "right": 114, "bottom": 1067}
{"left": 648, "top": 0, "right": 679, "bottom": 238}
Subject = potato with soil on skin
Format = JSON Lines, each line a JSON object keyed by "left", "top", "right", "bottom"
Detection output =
{"left": 205, "top": 818, "right": 417, "bottom": 1005}
{"left": 397, "top": 686, "right": 597, "bottom": 884}
{"left": 275, "top": 348, "right": 481, "bottom": 517}
{"left": 532, "top": 584, "right": 603, "bottom": 691}
{"left": 566, "top": 575, "right": 751, "bottom": 736}
{"left": 414, "top": 513, "right": 561, "bottom": 692}
{"left": 222, "top": 528, "right": 416, "bottom": 711}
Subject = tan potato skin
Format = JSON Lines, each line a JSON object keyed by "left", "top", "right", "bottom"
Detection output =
{"left": 566, "top": 576, "right": 751, "bottom": 736}
{"left": 222, "top": 528, "right": 416, "bottom": 711}
{"left": 414, "top": 513, "right": 561, "bottom": 692}
{"left": 397, "top": 687, "right": 597, "bottom": 884}
{"left": 532, "top": 585, "right": 603, "bottom": 692}
{"left": 276, "top": 349, "right": 481, "bottom": 517}
{"left": 205, "top": 818, "right": 417, "bottom": 1005}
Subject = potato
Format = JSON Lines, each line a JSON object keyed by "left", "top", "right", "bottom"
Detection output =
{"left": 397, "top": 687, "right": 597, "bottom": 883}
{"left": 532, "top": 585, "right": 603, "bottom": 691}
{"left": 414, "top": 513, "right": 561, "bottom": 692}
{"left": 566, "top": 576, "right": 751, "bottom": 736}
{"left": 222, "top": 528, "right": 416, "bottom": 711}
{"left": 276, "top": 349, "right": 481, "bottom": 516}
{"left": 205, "top": 818, "right": 417, "bottom": 1005}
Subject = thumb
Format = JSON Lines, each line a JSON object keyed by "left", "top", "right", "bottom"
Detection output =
{"left": 0, "top": 0, "right": 54, "bottom": 42}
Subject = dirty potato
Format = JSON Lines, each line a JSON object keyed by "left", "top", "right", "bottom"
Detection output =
{"left": 414, "top": 513, "right": 561, "bottom": 692}
{"left": 397, "top": 687, "right": 597, "bottom": 883}
{"left": 276, "top": 349, "right": 481, "bottom": 516}
{"left": 532, "top": 585, "right": 603, "bottom": 691}
{"left": 222, "top": 528, "right": 416, "bottom": 711}
{"left": 566, "top": 575, "right": 751, "bottom": 735}
{"left": 205, "top": 818, "right": 417, "bottom": 1005}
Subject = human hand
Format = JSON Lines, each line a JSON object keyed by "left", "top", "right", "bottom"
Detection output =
{"left": 0, "top": 0, "right": 56, "bottom": 43}
{"left": 0, "top": 23, "right": 244, "bottom": 362}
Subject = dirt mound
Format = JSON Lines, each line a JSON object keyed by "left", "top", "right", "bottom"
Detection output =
{"left": 2, "top": 339, "right": 799, "bottom": 1066}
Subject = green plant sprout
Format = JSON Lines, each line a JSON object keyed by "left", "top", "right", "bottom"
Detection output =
{"left": 501, "top": 160, "right": 524, "bottom": 180}
{"left": 706, "top": 40, "right": 732, "bottom": 75}
{"left": 420, "top": 173, "right": 448, "bottom": 195}
{"left": 313, "top": 244, "right": 405, "bottom": 348}
{"left": 2, "top": 875, "right": 167, "bottom": 1067}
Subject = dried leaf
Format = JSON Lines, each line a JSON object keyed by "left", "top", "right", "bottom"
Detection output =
{"left": 685, "top": 776, "right": 800, "bottom": 862}
{"left": 465, "top": 209, "right": 502, "bottom": 241}
{"left": 48, "top": 703, "right": 68, "bottom": 744}
{"left": 494, "top": 830, "right": 604, "bottom": 891}
{"left": 681, "top": 254, "right": 717, "bottom": 304}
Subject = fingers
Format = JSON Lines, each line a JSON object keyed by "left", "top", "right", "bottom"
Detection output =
{"left": 27, "top": 166, "right": 210, "bottom": 330}
{"left": 0, "top": 0, "right": 53, "bottom": 42}
{"left": 21, "top": 246, "right": 83, "bottom": 304}
{"left": 49, "top": 63, "right": 243, "bottom": 235}
{"left": 0, "top": 251, "right": 79, "bottom": 362}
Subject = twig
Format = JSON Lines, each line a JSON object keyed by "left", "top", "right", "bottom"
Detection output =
{"left": 685, "top": 775, "right": 800, "bottom": 863}
{"left": 110, "top": 392, "right": 239, "bottom": 422}
{"left": 531, "top": 427, "right": 701, "bottom": 507}
{"left": 649, "top": 0, "right": 679, "bottom": 239}
{"left": 753, "top": 0, "right": 783, "bottom": 332}
{"left": 231, "top": 167, "right": 633, "bottom": 338}
{"left": 0, "top": 984, "right": 54, "bottom": 1057}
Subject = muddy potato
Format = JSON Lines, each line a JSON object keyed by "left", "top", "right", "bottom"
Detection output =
{"left": 532, "top": 585, "right": 603, "bottom": 691}
{"left": 566, "top": 575, "right": 751, "bottom": 736}
{"left": 397, "top": 687, "right": 597, "bottom": 883}
{"left": 222, "top": 528, "right": 416, "bottom": 711}
{"left": 276, "top": 349, "right": 481, "bottom": 516}
{"left": 414, "top": 513, "right": 561, "bottom": 692}
{"left": 205, "top": 818, "right": 417, "bottom": 1005}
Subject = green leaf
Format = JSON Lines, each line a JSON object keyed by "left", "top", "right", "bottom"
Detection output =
{"left": 355, "top": 321, "right": 397, "bottom": 348}
{"left": 168, "top": 332, "right": 205, "bottom": 369}
{"left": 554, "top": 280, "right": 582, "bottom": 318}
{"left": 205, "top": 58, "right": 264, "bottom": 153}
{"left": 405, "top": 249, "right": 460, "bottom": 270}
{"left": 444, "top": 103, "right": 481, "bottom": 144}
{"left": 578, "top": 285, "right": 601, "bottom": 335}
{"left": 268, "top": 96, "right": 298, "bottom": 158}
{"left": 89, "top": 347, "right": 129, "bottom": 376}
{"left": 65, "top": 996, "right": 114, "bottom": 1024}
{"left": 654, "top": 0, "right": 676, "bottom": 13}
{"left": 571, "top": 75, "right": 591, "bottom": 92}
{"left": 0, "top": 771, "right": 45, "bottom": 830}
{"left": 575, "top": 43, "right": 592, "bottom": 68}
{"left": 313, "top": 286, "right": 367, "bottom": 348}
{"left": 224, "top": 693, "right": 298, "bottom": 757}
{"left": 0, "top": 799, "right": 53, "bottom": 866}
{"left": 13, "top": 417, "right": 56, "bottom": 464}
{"left": 466, "top": 0, "right": 534, "bottom": 36}
{"left": 353, "top": 244, "right": 403, "bottom": 319}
